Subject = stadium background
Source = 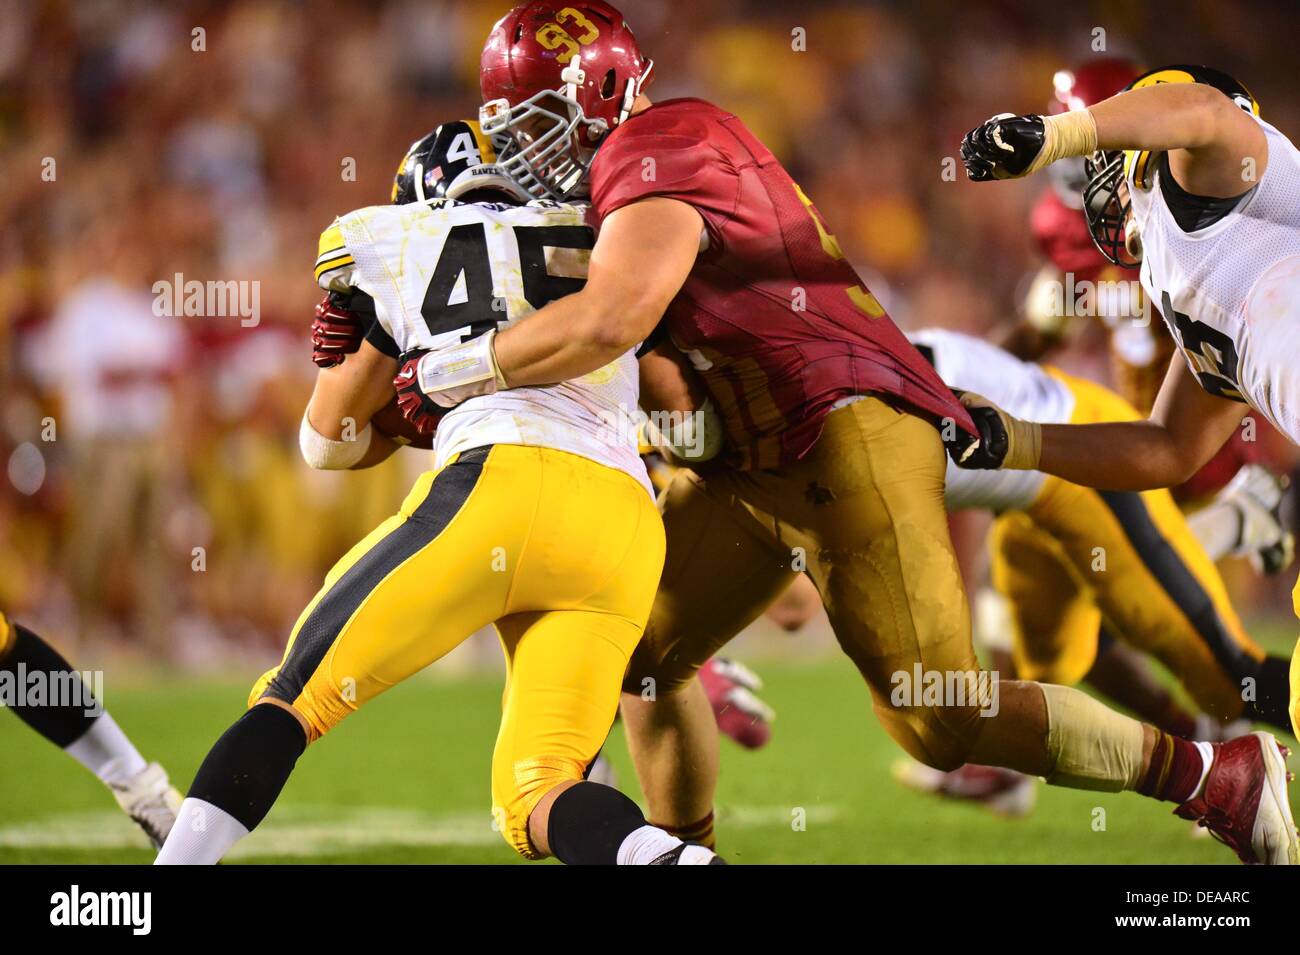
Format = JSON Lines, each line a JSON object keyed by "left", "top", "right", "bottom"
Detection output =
{"left": 3, "top": 0, "right": 1300, "bottom": 863}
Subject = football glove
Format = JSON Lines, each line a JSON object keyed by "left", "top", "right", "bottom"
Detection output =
{"left": 961, "top": 114, "right": 1048, "bottom": 181}
{"left": 961, "top": 110, "right": 1098, "bottom": 182}
{"left": 311, "top": 291, "right": 367, "bottom": 368}
{"left": 947, "top": 391, "right": 1042, "bottom": 471}
{"left": 393, "top": 350, "right": 444, "bottom": 437}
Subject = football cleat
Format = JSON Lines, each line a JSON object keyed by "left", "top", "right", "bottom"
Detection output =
{"left": 110, "top": 762, "right": 183, "bottom": 850}
{"left": 651, "top": 844, "right": 726, "bottom": 865}
{"left": 892, "top": 759, "right": 1038, "bottom": 818}
{"left": 699, "top": 658, "right": 774, "bottom": 750}
{"left": 1174, "top": 732, "right": 1298, "bottom": 865}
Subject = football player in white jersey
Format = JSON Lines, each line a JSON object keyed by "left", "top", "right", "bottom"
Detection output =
{"left": 956, "top": 64, "right": 1300, "bottom": 809}
{"left": 155, "top": 121, "right": 722, "bottom": 865}
{"left": 897, "top": 329, "right": 1296, "bottom": 811}
{"left": 0, "top": 611, "right": 183, "bottom": 846}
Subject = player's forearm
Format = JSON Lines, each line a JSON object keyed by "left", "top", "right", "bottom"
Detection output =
{"left": 1090, "top": 83, "right": 1235, "bottom": 154}
{"left": 1036, "top": 420, "right": 1196, "bottom": 491}
{"left": 495, "top": 288, "right": 652, "bottom": 387}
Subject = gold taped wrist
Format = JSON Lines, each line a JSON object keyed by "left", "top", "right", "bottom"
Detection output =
{"left": 1004, "top": 417, "right": 1042, "bottom": 471}
{"left": 1026, "top": 109, "right": 1099, "bottom": 175}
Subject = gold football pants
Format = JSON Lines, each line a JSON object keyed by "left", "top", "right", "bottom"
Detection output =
{"left": 629, "top": 397, "right": 983, "bottom": 770}
{"left": 992, "top": 372, "right": 1263, "bottom": 720}
{"left": 249, "top": 444, "right": 665, "bottom": 858}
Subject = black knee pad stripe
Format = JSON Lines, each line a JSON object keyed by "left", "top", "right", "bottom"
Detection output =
{"left": 265, "top": 450, "right": 488, "bottom": 706}
{"left": 547, "top": 781, "right": 647, "bottom": 865}
{"left": 1099, "top": 490, "right": 1259, "bottom": 681}
{"left": 188, "top": 704, "right": 307, "bottom": 832}
{"left": 2, "top": 625, "right": 99, "bottom": 748}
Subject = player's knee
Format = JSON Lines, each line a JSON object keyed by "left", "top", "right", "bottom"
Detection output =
{"left": 493, "top": 756, "right": 588, "bottom": 859}
{"left": 878, "top": 702, "right": 986, "bottom": 772}
{"left": 246, "top": 673, "right": 333, "bottom": 744}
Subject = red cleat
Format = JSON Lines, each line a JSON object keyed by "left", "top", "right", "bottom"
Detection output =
{"left": 699, "top": 658, "right": 774, "bottom": 750}
{"left": 892, "top": 759, "right": 1037, "bottom": 818}
{"left": 1175, "top": 731, "right": 1298, "bottom": 864}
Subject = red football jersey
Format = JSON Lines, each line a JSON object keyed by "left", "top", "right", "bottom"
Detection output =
{"left": 590, "top": 98, "right": 973, "bottom": 469}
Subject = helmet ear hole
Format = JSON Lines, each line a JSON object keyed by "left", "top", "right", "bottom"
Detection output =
{"left": 513, "top": 23, "right": 523, "bottom": 42}
{"left": 600, "top": 68, "right": 616, "bottom": 99}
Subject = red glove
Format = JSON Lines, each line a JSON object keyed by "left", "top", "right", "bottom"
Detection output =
{"left": 393, "top": 351, "right": 442, "bottom": 437}
{"left": 311, "top": 293, "right": 364, "bottom": 368}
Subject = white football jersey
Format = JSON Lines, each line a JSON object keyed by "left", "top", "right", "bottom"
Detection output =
{"left": 316, "top": 198, "right": 652, "bottom": 497}
{"left": 908, "top": 328, "right": 1075, "bottom": 513}
{"left": 1129, "top": 115, "right": 1300, "bottom": 445}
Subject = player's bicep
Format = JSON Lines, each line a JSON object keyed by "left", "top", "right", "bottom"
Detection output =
{"left": 586, "top": 198, "right": 703, "bottom": 342}
{"left": 308, "top": 339, "right": 400, "bottom": 439}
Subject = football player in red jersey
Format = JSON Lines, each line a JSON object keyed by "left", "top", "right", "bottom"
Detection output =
{"left": 396, "top": 2, "right": 1295, "bottom": 863}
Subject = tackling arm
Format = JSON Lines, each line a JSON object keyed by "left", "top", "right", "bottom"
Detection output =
{"left": 961, "top": 355, "right": 1245, "bottom": 490}
{"left": 492, "top": 198, "right": 704, "bottom": 387}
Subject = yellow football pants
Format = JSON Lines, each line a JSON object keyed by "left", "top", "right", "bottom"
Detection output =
{"left": 0, "top": 611, "right": 12, "bottom": 660}
{"left": 249, "top": 444, "right": 665, "bottom": 858}
{"left": 992, "top": 373, "right": 1263, "bottom": 720}
{"left": 1288, "top": 581, "right": 1300, "bottom": 737}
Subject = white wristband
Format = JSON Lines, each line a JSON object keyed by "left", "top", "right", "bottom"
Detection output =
{"left": 299, "top": 409, "right": 372, "bottom": 470}
{"left": 417, "top": 329, "right": 507, "bottom": 408}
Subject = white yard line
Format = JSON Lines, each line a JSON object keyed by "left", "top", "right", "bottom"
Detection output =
{"left": 0, "top": 803, "right": 841, "bottom": 857}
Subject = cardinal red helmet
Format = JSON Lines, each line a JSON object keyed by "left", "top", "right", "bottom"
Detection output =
{"left": 1049, "top": 57, "right": 1143, "bottom": 113}
{"left": 479, "top": 1, "right": 653, "bottom": 200}
{"left": 1044, "top": 57, "right": 1143, "bottom": 209}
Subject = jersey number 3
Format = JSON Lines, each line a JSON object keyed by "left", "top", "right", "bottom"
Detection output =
{"left": 420, "top": 223, "right": 593, "bottom": 343}
{"left": 1162, "top": 291, "right": 1245, "bottom": 403}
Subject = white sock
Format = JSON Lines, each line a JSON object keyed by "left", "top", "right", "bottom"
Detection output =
{"left": 616, "top": 824, "right": 684, "bottom": 865}
{"left": 154, "top": 798, "right": 249, "bottom": 865}
{"left": 64, "top": 714, "right": 148, "bottom": 788}
{"left": 1189, "top": 741, "right": 1216, "bottom": 800}
{"left": 1187, "top": 502, "right": 1241, "bottom": 562}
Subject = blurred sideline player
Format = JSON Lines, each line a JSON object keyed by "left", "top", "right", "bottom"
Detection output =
{"left": 896, "top": 329, "right": 1292, "bottom": 812}
{"left": 402, "top": 3, "right": 1295, "bottom": 862}
{"left": 0, "top": 610, "right": 182, "bottom": 846}
{"left": 957, "top": 65, "right": 1300, "bottom": 859}
{"left": 156, "top": 121, "right": 720, "bottom": 865}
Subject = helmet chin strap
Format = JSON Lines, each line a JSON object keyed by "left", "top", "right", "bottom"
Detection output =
{"left": 561, "top": 55, "right": 586, "bottom": 105}
{"left": 619, "top": 59, "right": 653, "bottom": 125}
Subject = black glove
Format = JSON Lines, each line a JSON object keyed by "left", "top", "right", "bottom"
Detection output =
{"left": 960, "top": 114, "right": 1047, "bottom": 181}
{"left": 943, "top": 391, "right": 1011, "bottom": 470}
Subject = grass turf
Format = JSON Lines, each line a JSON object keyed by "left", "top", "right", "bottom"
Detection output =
{"left": 1, "top": 652, "right": 1292, "bottom": 864}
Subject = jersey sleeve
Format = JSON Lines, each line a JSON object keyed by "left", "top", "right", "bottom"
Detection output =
{"left": 589, "top": 110, "right": 739, "bottom": 228}
{"left": 314, "top": 220, "right": 362, "bottom": 293}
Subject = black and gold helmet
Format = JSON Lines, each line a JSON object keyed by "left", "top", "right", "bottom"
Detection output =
{"left": 1082, "top": 65, "right": 1260, "bottom": 267}
{"left": 391, "top": 119, "right": 532, "bottom": 205}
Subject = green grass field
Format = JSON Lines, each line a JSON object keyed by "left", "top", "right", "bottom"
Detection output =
{"left": 5, "top": 649, "right": 1292, "bottom": 865}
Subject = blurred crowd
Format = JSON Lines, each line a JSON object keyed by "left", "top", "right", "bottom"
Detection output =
{"left": 2, "top": 0, "right": 1298, "bottom": 665}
